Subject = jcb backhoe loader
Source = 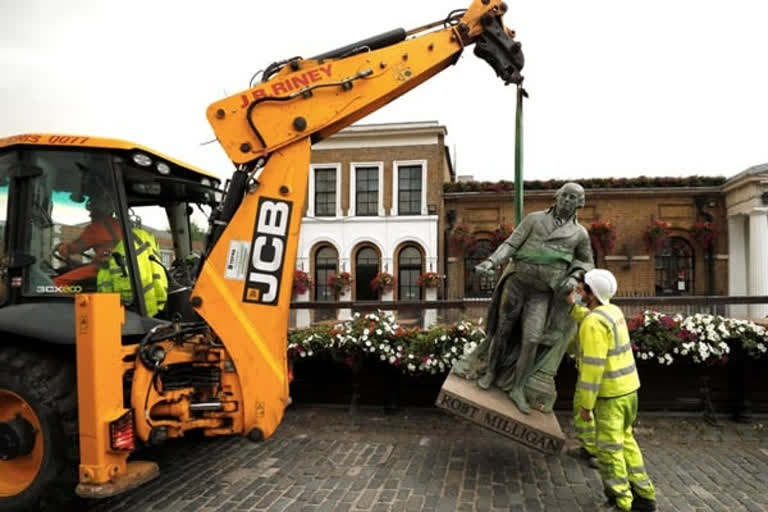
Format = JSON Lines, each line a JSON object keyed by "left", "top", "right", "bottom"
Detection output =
{"left": 0, "top": 1, "right": 523, "bottom": 509}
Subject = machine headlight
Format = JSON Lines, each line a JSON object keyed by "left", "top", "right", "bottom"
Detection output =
{"left": 201, "top": 178, "right": 212, "bottom": 187}
{"left": 132, "top": 153, "right": 152, "bottom": 167}
{"left": 156, "top": 162, "right": 171, "bottom": 175}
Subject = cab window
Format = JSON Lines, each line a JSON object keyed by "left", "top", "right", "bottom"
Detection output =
{"left": 21, "top": 149, "right": 125, "bottom": 297}
{"left": 0, "top": 151, "right": 11, "bottom": 260}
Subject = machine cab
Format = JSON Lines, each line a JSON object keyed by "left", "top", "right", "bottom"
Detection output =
{"left": 0, "top": 134, "right": 222, "bottom": 341}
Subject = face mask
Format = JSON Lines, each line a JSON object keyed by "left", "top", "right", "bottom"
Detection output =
{"left": 573, "top": 294, "right": 585, "bottom": 306}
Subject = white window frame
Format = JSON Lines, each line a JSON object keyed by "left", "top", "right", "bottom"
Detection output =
{"left": 350, "top": 161, "right": 384, "bottom": 217}
{"left": 392, "top": 159, "right": 427, "bottom": 216}
{"left": 308, "top": 163, "right": 342, "bottom": 218}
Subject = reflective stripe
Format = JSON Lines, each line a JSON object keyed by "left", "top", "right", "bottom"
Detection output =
{"left": 109, "top": 268, "right": 123, "bottom": 275}
{"left": 582, "top": 355, "right": 606, "bottom": 365}
{"left": 593, "top": 309, "right": 619, "bottom": 345}
{"left": 143, "top": 282, "right": 154, "bottom": 293}
{"left": 629, "top": 465, "right": 646, "bottom": 474}
{"left": 608, "top": 342, "right": 631, "bottom": 356}
{"left": 632, "top": 479, "right": 652, "bottom": 488}
{"left": 605, "top": 477, "right": 629, "bottom": 487}
{"left": 135, "top": 242, "right": 150, "bottom": 256}
{"left": 153, "top": 274, "right": 161, "bottom": 280}
{"left": 575, "top": 426, "right": 595, "bottom": 433}
{"left": 597, "top": 442, "right": 624, "bottom": 451}
{"left": 604, "top": 364, "right": 637, "bottom": 379}
{"left": 578, "top": 381, "right": 601, "bottom": 391}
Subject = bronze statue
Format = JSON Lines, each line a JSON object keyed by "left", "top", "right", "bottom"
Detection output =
{"left": 452, "top": 183, "right": 594, "bottom": 414}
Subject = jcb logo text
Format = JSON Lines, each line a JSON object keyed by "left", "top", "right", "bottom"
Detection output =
{"left": 243, "top": 198, "right": 292, "bottom": 305}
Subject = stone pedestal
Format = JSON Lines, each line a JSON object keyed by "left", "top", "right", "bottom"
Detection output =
{"left": 436, "top": 373, "right": 565, "bottom": 456}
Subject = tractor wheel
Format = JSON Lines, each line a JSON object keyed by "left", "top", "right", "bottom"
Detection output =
{"left": 0, "top": 346, "right": 80, "bottom": 511}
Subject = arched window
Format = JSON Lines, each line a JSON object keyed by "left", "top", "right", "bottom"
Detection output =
{"left": 398, "top": 246, "right": 422, "bottom": 301}
{"left": 355, "top": 246, "right": 379, "bottom": 300}
{"left": 314, "top": 245, "right": 337, "bottom": 302}
{"left": 655, "top": 236, "right": 694, "bottom": 296}
{"left": 465, "top": 240, "right": 495, "bottom": 298}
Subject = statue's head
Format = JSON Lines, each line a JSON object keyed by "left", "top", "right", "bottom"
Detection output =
{"left": 554, "top": 182, "right": 585, "bottom": 219}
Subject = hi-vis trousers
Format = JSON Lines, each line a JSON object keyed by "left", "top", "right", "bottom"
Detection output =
{"left": 572, "top": 386, "right": 597, "bottom": 455}
{"left": 594, "top": 391, "right": 656, "bottom": 511}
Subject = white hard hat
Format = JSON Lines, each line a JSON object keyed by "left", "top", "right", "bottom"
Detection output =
{"left": 584, "top": 269, "right": 617, "bottom": 305}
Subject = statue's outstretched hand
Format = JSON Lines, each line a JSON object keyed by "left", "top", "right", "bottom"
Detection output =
{"left": 474, "top": 260, "right": 496, "bottom": 277}
{"left": 559, "top": 276, "right": 578, "bottom": 295}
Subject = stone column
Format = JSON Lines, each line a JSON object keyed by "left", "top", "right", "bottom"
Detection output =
{"left": 295, "top": 289, "right": 311, "bottom": 329}
{"left": 338, "top": 287, "right": 352, "bottom": 321}
{"left": 728, "top": 215, "right": 748, "bottom": 318}
{"left": 424, "top": 286, "right": 438, "bottom": 328}
{"left": 748, "top": 210, "right": 768, "bottom": 319}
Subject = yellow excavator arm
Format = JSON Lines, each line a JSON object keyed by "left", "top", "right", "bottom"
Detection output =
{"left": 209, "top": 0, "right": 523, "bottom": 164}
{"left": 190, "top": 0, "right": 524, "bottom": 441}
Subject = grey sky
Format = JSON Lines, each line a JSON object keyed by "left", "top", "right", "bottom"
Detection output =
{"left": 1, "top": 0, "right": 767, "bottom": 182}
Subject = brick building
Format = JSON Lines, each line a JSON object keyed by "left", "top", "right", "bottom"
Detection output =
{"left": 444, "top": 183, "right": 729, "bottom": 300}
{"left": 294, "top": 121, "right": 452, "bottom": 326}
{"left": 291, "top": 121, "right": 768, "bottom": 326}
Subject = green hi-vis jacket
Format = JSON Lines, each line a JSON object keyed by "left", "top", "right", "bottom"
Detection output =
{"left": 571, "top": 303, "right": 640, "bottom": 410}
{"left": 97, "top": 228, "right": 168, "bottom": 317}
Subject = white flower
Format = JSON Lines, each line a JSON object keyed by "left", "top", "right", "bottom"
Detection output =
{"left": 389, "top": 355, "right": 396, "bottom": 363}
{"left": 408, "top": 363, "right": 416, "bottom": 371}
{"left": 440, "top": 335, "right": 447, "bottom": 341}
{"left": 376, "top": 329, "right": 382, "bottom": 335}
{"left": 380, "top": 354, "right": 386, "bottom": 361}
{"left": 363, "top": 328, "right": 370, "bottom": 336}
{"left": 307, "top": 350, "right": 313, "bottom": 356}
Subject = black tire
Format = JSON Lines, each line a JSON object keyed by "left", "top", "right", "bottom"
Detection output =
{"left": 0, "top": 345, "right": 80, "bottom": 512}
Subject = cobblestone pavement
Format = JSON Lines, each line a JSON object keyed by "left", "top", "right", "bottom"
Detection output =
{"left": 87, "top": 406, "right": 768, "bottom": 512}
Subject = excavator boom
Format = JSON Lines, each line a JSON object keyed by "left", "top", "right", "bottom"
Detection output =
{"left": 208, "top": 0, "right": 523, "bottom": 165}
{"left": 190, "top": 0, "right": 524, "bottom": 442}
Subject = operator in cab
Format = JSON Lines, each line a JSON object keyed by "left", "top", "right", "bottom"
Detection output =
{"left": 54, "top": 195, "right": 121, "bottom": 287}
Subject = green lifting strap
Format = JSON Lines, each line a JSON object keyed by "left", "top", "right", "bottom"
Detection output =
{"left": 514, "top": 84, "right": 528, "bottom": 227}
{"left": 515, "top": 246, "right": 574, "bottom": 265}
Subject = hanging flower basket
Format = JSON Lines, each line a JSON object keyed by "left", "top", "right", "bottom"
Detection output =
{"left": 370, "top": 271, "right": 396, "bottom": 293}
{"left": 490, "top": 223, "right": 514, "bottom": 251}
{"left": 449, "top": 223, "right": 477, "bottom": 253}
{"left": 645, "top": 220, "right": 671, "bottom": 251}
{"left": 417, "top": 271, "right": 442, "bottom": 288}
{"left": 293, "top": 269, "right": 312, "bottom": 295}
{"left": 690, "top": 221, "right": 717, "bottom": 250}
{"left": 327, "top": 271, "right": 352, "bottom": 297}
{"left": 588, "top": 220, "right": 617, "bottom": 255}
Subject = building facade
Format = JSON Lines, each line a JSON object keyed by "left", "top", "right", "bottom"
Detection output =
{"left": 294, "top": 121, "right": 452, "bottom": 326}
{"left": 292, "top": 121, "right": 768, "bottom": 326}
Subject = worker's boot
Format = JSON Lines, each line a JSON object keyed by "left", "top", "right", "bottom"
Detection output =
{"left": 508, "top": 387, "right": 531, "bottom": 414}
{"left": 630, "top": 495, "right": 656, "bottom": 511}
